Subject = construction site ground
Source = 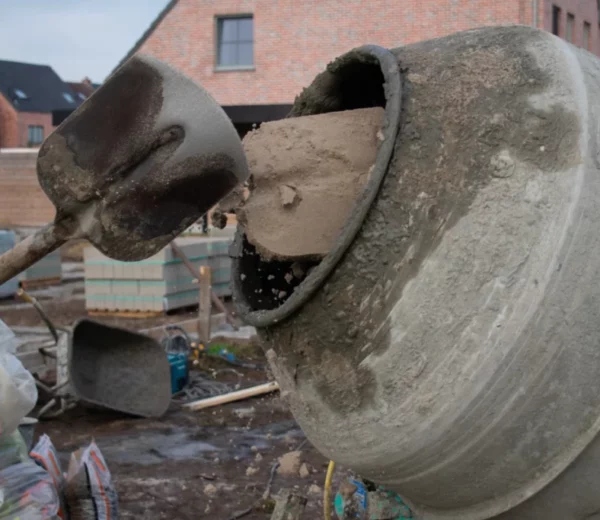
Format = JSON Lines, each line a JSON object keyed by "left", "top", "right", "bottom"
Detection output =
{"left": 0, "top": 267, "right": 336, "bottom": 519}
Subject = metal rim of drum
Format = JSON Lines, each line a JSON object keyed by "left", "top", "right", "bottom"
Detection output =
{"left": 230, "top": 44, "right": 403, "bottom": 328}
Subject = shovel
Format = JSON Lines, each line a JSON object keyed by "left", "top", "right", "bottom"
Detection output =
{"left": 0, "top": 54, "right": 248, "bottom": 284}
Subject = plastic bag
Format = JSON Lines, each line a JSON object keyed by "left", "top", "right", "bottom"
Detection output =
{"left": 0, "top": 430, "right": 29, "bottom": 471}
{"left": 0, "top": 461, "right": 59, "bottom": 519}
{"left": 65, "top": 441, "right": 118, "bottom": 520}
{"left": 30, "top": 435, "right": 66, "bottom": 519}
{"left": 0, "top": 320, "right": 18, "bottom": 355}
{"left": 0, "top": 319, "right": 37, "bottom": 437}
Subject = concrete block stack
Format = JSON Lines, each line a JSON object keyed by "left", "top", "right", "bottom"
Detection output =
{"left": 83, "top": 237, "right": 233, "bottom": 312}
{"left": 0, "top": 230, "right": 18, "bottom": 298}
{"left": 18, "top": 249, "right": 62, "bottom": 285}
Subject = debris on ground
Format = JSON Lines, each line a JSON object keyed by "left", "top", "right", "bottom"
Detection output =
{"left": 299, "top": 463, "right": 310, "bottom": 479}
{"left": 204, "top": 483, "right": 218, "bottom": 498}
{"left": 308, "top": 484, "right": 322, "bottom": 496}
{"left": 0, "top": 272, "right": 332, "bottom": 519}
{"left": 269, "top": 489, "right": 307, "bottom": 520}
{"left": 277, "top": 451, "right": 302, "bottom": 476}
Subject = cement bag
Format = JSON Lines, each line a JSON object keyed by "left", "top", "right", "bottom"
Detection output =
{"left": 0, "top": 461, "right": 60, "bottom": 519}
{"left": 65, "top": 441, "right": 118, "bottom": 520}
{"left": 30, "top": 435, "right": 66, "bottom": 520}
{"left": 0, "top": 320, "right": 37, "bottom": 437}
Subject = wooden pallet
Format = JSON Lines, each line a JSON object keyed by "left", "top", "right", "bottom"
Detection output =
{"left": 87, "top": 309, "right": 163, "bottom": 319}
{"left": 20, "top": 277, "right": 62, "bottom": 290}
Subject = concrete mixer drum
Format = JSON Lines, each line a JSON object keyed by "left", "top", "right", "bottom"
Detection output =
{"left": 231, "top": 25, "right": 600, "bottom": 520}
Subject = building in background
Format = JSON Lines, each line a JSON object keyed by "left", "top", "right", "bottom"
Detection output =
{"left": 67, "top": 77, "right": 101, "bottom": 102}
{"left": 0, "top": 60, "right": 84, "bottom": 148}
{"left": 117, "top": 0, "right": 600, "bottom": 135}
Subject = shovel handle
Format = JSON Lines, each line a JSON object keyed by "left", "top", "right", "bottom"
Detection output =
{"left": 0, "top": 223, "right": 66, "bottom": 285}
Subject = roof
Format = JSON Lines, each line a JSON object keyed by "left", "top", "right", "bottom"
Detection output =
{"left": 67, "top": 78, "right": 98, "bottom": 101}
{"left": 112, "top": 0, "right": 179, "bottom": 74}
{"left": 0, "top": 59, "right": 82, "bottom": 113}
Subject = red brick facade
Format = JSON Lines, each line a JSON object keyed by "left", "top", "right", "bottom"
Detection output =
{"left": 545, "top": 0, "right": 600, "bottom": 50}
{"left": 0, "top": 94, "right": 55, "bottom": 149}
{"left": 16, "top": 112, "right": 54, "bottom": 149}
{"left": 0, "top": 94, "right": 18, "bottom": 148}
{"left": 136, "top": 0, "right": 597, "bottom": 107}
{"left": 0, "top": 151, "right": 54, "bottom": 228}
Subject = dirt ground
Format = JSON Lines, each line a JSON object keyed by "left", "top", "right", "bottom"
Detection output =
{"left": 36, "top": 364, "right": 332, "bottom": 520}
{"left": 1, "top": 277, "right": 339, "bottom": 519}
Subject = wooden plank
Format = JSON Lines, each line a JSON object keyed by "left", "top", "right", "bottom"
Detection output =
{"left": 20, "top": 277, "right": 61, "bottom": 290}
{"left": 170, "top": 241, "right": 237, "bottom": 328}
{"left": 183, "top": 381, "right": 279, "bottom": 411}
{"left": 198, "top": 265, "right": 212, "bottom": 344}
{"left": 87, "top": 309, "right": 162, "bottom": 319}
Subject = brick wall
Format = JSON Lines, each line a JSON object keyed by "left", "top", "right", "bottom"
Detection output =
{"left": 544, "top": 0, "right": 600, "bottom": 51}
{"left": 0, "top": 94, "right": 18, "bottom": 148}
{"left": 139, "top": 0, "right": 540, "bottom": 106}
{"left": 16, "top": 112, "right": 54, "bottom": 148}
{"left": 0, "top": 151, "right": 55, "bottom": 228}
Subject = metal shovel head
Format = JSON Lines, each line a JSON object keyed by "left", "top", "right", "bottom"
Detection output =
{"left": 69, "top": 319, "right": 171, "bottom": 418}
{"left": 37, "top": 54, "right": 248, "bottom": 261}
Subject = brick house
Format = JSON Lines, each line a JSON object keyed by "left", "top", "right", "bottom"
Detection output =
{"left": 0, "top": 60, "right": 82, "bottom": 148}
{"left": 118, "top": 0, "right": 600, "bottom": 134}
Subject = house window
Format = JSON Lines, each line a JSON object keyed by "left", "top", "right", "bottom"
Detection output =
{"left": 28, "top": 125, "right": 44, "bottom": 146}
{"left": 583, "top": 21, "right": 591, "bottom": 49}
{"left": 62, "top": 92, "right": 75, "bottom": 103}
{"left": 552, "top": 5, "right": 561, "bottom": 35}
{"left": 216, "top": 15, "right": 254, "bottom": 69}
{"left": 566, "top": 13, "right": 575, "bottom": 42}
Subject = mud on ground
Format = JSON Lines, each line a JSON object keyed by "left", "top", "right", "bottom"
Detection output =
{"left": 1, "top": 279, "right": 337, "bottom": 519}
{"left": 37, "top": 362, "right": 332, "bottom": 519}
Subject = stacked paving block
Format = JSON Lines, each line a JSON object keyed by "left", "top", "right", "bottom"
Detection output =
{"left": 18, "top": 249, "right": 62, "bottom": 285}
{"left": 0, "top": 230, "right": 18, "bottom": 298}
{"left": 84, "top": 237, "right": 233, "bottom": 312}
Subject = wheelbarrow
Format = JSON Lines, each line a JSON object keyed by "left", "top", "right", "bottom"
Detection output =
{"left": 17, "top": 289, "right": 171, "bottom": 419}
{"left": 35, "top": 318, "right": 171, "bottom": 419}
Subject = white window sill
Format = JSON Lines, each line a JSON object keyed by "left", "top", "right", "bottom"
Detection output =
{"left": 214, "top": 65, "right": 255, "bottom": 72}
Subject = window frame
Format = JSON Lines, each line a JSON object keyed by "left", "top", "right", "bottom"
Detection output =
{"left": 214, "top": 14, "right": 255, "bottom": 71}
{"left": 552, "top": 5, "right": 561, "bottom": 36}
{"left": 27, "top": 125, "right": 44, "bottom": 146}
{"left": 583, "top": 21, "right": 591, "bottom": 50}
{"left": 566, "top": 12, "right": 575, "bottom": 43}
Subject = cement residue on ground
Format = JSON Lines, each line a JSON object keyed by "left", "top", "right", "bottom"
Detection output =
{"left": 277, "top": 450, "right": 302, "bottom": 476}
{"left": 240, "top": 107, "right": 384, "bottom": 260}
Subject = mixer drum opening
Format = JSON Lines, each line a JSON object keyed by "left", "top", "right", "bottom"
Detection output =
{"left": 232, "top": 45, "right": 401, "bottom": 322}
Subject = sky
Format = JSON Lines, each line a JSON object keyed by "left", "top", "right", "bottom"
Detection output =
{"left": 0, "top": 0, "right": 170, "bottom": 83}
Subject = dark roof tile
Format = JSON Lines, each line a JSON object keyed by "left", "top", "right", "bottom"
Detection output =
{"left": 0, "top": 59, "right": 82, "bottom": 113}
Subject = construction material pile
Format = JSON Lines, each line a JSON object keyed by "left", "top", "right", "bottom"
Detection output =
{"left": 0, "top": 232, "right": 17, "bottom": 298}
{"left": 83, "top": 236, "right": 233, "bottom": 312}
{"left": 19, "top": 249, "right": 61, "bottom": 286}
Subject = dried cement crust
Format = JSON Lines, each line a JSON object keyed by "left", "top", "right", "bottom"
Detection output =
{"left": 239, "top": 107, "right": 384, "bottom": 260}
